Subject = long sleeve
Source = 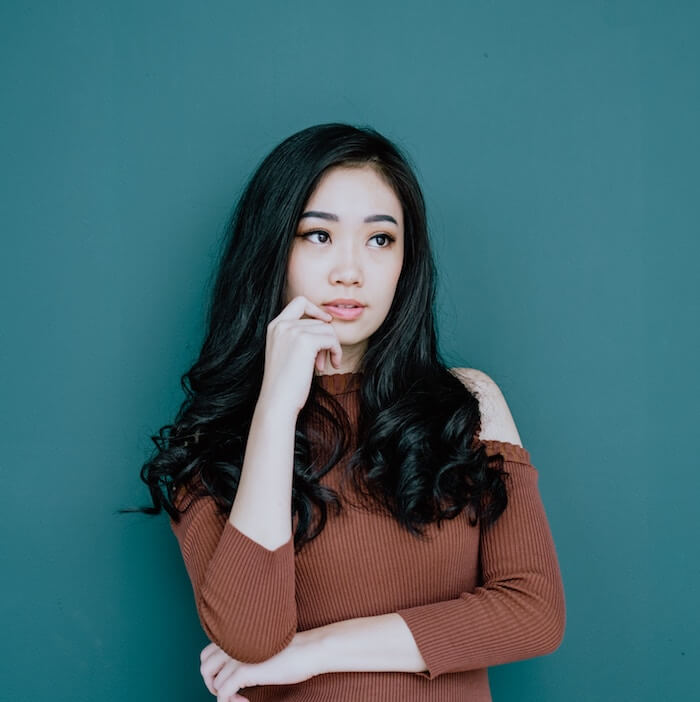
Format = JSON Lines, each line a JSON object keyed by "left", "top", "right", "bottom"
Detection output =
{"left": 395, "top": 440, "right": 566, "bottom": 680}
{"left": 169, "top": 482, "right": 297, "bottom": 663}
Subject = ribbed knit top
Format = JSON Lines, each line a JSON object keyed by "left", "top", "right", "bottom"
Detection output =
{"left": 169, "top": 371, "right": 565, "bottom": 701}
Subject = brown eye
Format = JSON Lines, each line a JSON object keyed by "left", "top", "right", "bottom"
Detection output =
{"left": 370, "top": 233, "right": 395, "bottom": 247}
{"left": 301, "top": 230, "right": 330, "bottom": 243}
{"left": 299, "top": 230, "right": 395, "bottom": 247}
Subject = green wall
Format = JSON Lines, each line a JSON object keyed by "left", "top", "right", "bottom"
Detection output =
{"left": 2, "top": 1, "right": 697, "bottom": 699}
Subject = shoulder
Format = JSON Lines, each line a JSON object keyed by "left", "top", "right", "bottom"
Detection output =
{"left": 449, "top": 367, "right": 524, "bottom": 446}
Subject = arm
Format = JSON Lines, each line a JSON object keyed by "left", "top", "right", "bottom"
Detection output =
{"left": 395, "top": 440, "right": 566, "bottom": 678}
{"left": 170, "top": 400, "right": 298, "bottom": 663}
{"left": 296, "top": 613, "right": 428, "bottom": 675}
{"left": 301, "top": 368, "right": 565, "bottom": 679}
{"left": 395, "top": 370, "right": 564, "bottom": 678}
{"left": 295, "top": 441, "right": 564, "bottom": 679}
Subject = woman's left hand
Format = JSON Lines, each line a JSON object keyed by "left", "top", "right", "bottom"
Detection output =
{"left": 199, "top": 633, "right": 320, "bottom": 701}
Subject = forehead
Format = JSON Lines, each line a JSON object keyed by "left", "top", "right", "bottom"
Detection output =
{"left": 304, "top": 166, "right": 403, "bottom": 225}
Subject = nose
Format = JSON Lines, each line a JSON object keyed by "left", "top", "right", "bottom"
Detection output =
{"left": 330, "top": 241, "right": 363, "bottom": 286}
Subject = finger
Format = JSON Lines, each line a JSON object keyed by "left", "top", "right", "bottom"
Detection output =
{"left": 315, "top": 338, "right": 342, "bottom": 371}
{"left": 278, "top": 296, "right": 332, "bottom": 322}
{"left": 201, "top": 649, "right": 230, "bottom": 676}
{"left": 201, "top": 650, "right": 231, "bottom": 694}
{"left": 213, "top": 660, "right": 238, "bottom": 695}
{"left": 202, "top": 666, "right": 224, "bottom": 695}
{"left": 305, "top": 323, "right": 343, "bottom": 369}
{"left": 332, "top": 341, "right": 342, "bottom": 368}
{"left": 307, "top": 332, "right": 343, "bottom": 371}
{"left": 278, "top": 324, "right": 341, "bottom": 366}
{"left": 200, "top": 642, "right": 219, "bottom": 662}
{"left": 216, "top": 670, "right": 244, "bottom": 700}
{"left": 273, "top": 318, "right": 335, "bottom": 338}
{"left": 276, "top": 317, "right": 333, "bottom": 327}
{"left": 217, "top": 691, "right": 246, "bottom": 702}
{"left": 217, "top": 677, "right": 247, "bottom": 702}
{"left": 327, "top": 336, "right": 342, "bottom": 368}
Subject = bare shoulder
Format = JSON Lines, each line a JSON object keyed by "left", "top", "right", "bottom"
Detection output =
{"left": 449, "top": 367, "right": 524, "bottom": 446}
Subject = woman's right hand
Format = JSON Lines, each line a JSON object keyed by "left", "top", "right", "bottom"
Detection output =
{"left": 258, "top": 295, "right": 343, "bottom": 416}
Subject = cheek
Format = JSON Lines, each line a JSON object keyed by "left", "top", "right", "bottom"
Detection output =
{"left": 284, "top": 252, "right": 303, "bottom": 295}
{"left": 286, "top": 268, "right": 307, "bottom": 299}
{"left": 391, "top": 258, "right": 403, "bottom": 290}
{"left": 384, "top": 266, "right": 403, "bottom": 308}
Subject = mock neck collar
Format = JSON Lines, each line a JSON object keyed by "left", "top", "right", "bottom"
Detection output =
{"left": 314, "top": 370, "right": 363, "bottom": 395}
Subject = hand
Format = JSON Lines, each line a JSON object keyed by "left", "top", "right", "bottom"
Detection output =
{"left": 199, "top": 634, "right": 319, "bottom": 701}
{"left": 258, "top": 295, "right": 343, "bottom": 415}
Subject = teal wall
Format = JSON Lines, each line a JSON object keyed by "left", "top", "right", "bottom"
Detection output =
{"left": 2, "top": 1, "right": 697, "bottom": 699}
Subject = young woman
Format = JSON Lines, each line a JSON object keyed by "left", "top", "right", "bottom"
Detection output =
{"left": 131, "top": 123, "right": 565, "bottom": 701}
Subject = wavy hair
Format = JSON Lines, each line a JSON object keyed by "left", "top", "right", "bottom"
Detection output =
{"left": 119, "top": 122, "right": 509, "bottom": 552}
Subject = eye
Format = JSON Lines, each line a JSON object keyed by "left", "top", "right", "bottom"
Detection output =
{"left": 300, "top": 230, "right": 330, "bottom": 244}
{"left": 370, "top": 233, "right": 395, "bottom": 248}
{"left": 298, "top": 230, "right": 396, "bottom": 247}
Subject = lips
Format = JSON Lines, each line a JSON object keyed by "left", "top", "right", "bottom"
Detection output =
{"left": 322, "top": 302, "right": 365, "bottom": 320}
{"left": 324, "top": 299, "right": 366, "bottom": 308}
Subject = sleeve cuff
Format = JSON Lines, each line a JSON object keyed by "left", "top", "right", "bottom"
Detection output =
{"left": 396, "top": 600, "right": 475, "bottom": 680}
{"left": 198, "top": 519, "right": 297, "bottom": 662}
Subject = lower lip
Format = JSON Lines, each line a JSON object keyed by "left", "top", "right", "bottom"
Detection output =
{"left": 323, "top": 304, "right": 365, "bottom": 320}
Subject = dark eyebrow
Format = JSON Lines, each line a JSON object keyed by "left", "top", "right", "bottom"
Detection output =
{"left": 299, "top": 210, "right": 398, "bottom": 225}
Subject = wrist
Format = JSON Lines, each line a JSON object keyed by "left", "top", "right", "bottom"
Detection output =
{"left": 292, "top": 627, "right": 329, "bottom": 677}
{"left": 253, "top": 394, "right": 298, "bottom": 427}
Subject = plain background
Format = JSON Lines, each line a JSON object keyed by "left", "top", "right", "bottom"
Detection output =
{"left": 2, "top": 1, "right": 698, "bottom": 699}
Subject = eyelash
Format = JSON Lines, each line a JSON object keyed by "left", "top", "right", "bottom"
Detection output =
{"left": 300, "top": 230, "right": 396, "bottom": 247}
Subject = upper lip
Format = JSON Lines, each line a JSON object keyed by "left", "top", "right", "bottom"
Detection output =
{"left": 324, "top": 299, "right": 366, "bottom": 307}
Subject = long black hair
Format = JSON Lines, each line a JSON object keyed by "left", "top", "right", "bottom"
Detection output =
{"left": 120, "top": 122, "right": 508, "bottom": 552}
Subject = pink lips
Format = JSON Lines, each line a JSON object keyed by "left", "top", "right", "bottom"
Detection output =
{"left": 322, "top": 304, "right": 365, "bottom": 320}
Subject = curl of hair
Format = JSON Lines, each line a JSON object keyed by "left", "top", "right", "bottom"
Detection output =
{"left": 119, "top": 122, "right": 509, "bottom": 552}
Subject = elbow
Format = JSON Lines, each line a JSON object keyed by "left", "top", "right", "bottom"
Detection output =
{"left": 528, "top": 586, "right": 566, "bottom": 658}
{"left": 500, "top": 575, "right": 566, "bottom": 660}
{"left": 533, "top": 604, "right": 566, "bottom": 657}
{"left": 196, "top": 595, "right": 298, "bottom": 664}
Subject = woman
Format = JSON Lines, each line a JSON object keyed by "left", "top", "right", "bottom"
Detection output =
{"left": 130, "top": 122, "right": 565, "bottom": 701}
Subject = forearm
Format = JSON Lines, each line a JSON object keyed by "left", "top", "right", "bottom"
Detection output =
{"left": 228, "top": 398, "right": 298, "bottom": 551}
{"left": 298, "top": 613, "right": 428, "bottom": 676}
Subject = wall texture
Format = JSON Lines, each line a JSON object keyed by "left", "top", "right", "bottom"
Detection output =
{"left": 1, "top": 1, "right": 697, "bottom": 699}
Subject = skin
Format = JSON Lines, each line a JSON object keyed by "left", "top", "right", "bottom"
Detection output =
{"left": 199, "top": 368, "right": 527, "bottom": 700}
{"left": 282, "top": 164, "right": 405, "bottom": 374}
{"left": 201, "top": 166, "right": 409, "bottom": 700}
{"left": 199, "top": 171, "right": 533, "bottom": 698}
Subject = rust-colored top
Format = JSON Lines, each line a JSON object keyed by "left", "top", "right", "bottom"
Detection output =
{"left": 170, "top": 371, "right": 565, "bottom": 701}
